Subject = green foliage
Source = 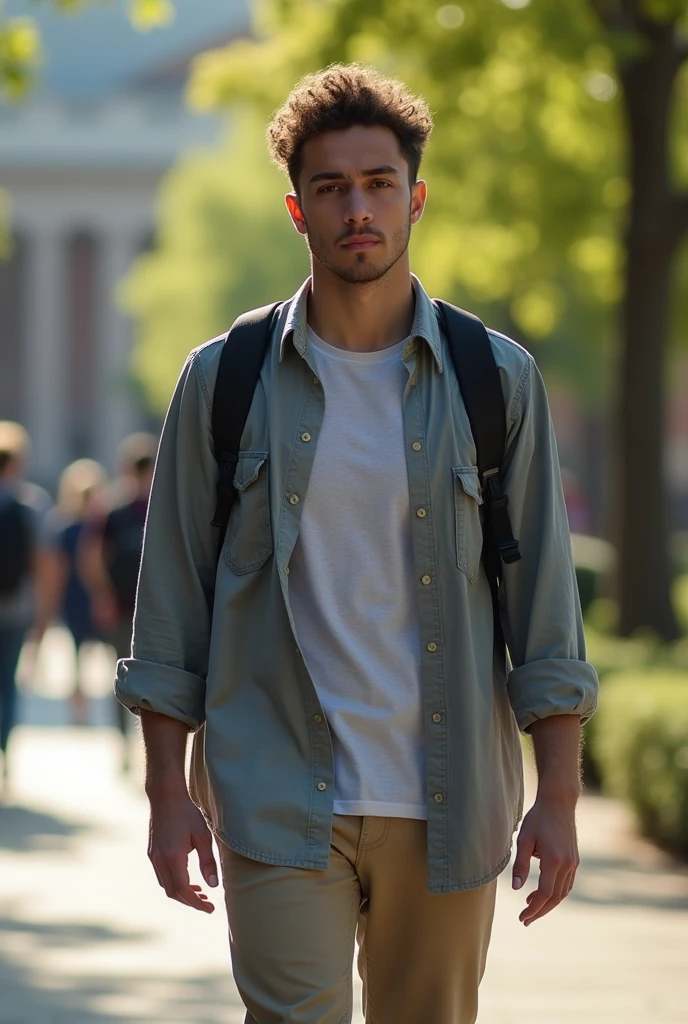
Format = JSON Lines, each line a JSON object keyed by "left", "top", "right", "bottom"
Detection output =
{"left": 0, "top": 0, "right": 173, "bottom": 100}
{"left": 182, "top": 0, "right": 688, "bottom": 405}
{"left": 592, "top": 669, "right": 688, "bottom": 858}
{"left": 186, "top": 0, "right": 639, "bottom": 404}
{"left": 120, "top": 114, "right": 309, "bottom": 412}
{"left": 674, "top": 573, "right": 688, "bottom": 633}
{"left": 584, "top": 625, "right": 666, "bottom": 681}
{"left": 0, "top": 6, "right": 41, "bottom": 99}
{"left": 581, "top": 622, "right": 688, "bottom": 790}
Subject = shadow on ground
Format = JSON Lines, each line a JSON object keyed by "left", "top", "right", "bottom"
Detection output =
{"left": 0, "top": 916, "right": 244, "bottom": 1023}
{"left": 0, "top": 805, "right": 93, "bottom": 854}
{"left": 570, "top": 853, "right": 688, "bottom": 912}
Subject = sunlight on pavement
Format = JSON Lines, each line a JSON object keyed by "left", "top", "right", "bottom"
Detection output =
{"left": 1, "top": 629, "right": 687, "bottom": 1022}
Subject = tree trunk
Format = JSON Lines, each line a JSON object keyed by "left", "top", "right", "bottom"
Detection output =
{"left": 616, "top": 20, "right": 681, "bottom": 640}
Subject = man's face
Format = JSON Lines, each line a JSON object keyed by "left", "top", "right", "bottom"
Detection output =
{"left": 286, "top": 125, "right": 426, "bottom": 284}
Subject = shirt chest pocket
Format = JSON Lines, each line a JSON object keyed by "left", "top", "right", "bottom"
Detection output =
{"left": 224, "top": 452, "right": 273, "bottom": 575}
{"left": 453, "top": 466, "right": 484, "bottom": 584}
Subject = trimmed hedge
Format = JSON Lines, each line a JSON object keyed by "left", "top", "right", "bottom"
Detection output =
{"left": 580, "top": 626, "right": 688, "bottom": 789}
{"left": 591, "top": 670, "right": 688, "bottom": 859}
{"left": 580, "top": 628, "right": 664, "bottom": 789}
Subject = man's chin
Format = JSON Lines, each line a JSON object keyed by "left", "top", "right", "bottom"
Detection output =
{"left": 330, "top": 258, "right": 390, "bottom": 285}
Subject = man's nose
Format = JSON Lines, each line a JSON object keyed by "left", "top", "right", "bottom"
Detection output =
{"left": 344, "top": 187, "right": 373, "bottom": 224}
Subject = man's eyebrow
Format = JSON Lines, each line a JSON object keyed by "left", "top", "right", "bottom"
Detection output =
{"left": 308, "top": 165, "right": 401, "bottom": 184}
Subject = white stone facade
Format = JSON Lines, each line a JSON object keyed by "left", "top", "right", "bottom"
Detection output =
{"left": 0, "top": 1, "right": 247, "bottom": 486}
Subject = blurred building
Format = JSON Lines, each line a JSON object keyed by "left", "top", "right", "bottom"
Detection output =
{"left": 0, "top": 0, "right": 249, "bottom": 487}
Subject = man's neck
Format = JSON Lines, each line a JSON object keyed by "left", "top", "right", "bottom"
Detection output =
{"left": 306, "top": 258, "right": 415, "bottom": 353}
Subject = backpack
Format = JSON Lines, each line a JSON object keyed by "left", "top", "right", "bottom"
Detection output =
{"left": 210, "top": 300, "right": 521, "bottom": 655}
{"left": 104, "top": 501, "right": 147, "bottom": 610}
{"left": 0, "top": 495, "right": 33, "bottom": 596}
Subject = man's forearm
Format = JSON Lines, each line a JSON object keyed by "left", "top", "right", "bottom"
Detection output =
{"left": 529, "top": 714, "right": 582, "bottom": 803}
{"left": 140, "top": 710, "right": 190, "bottom": 797}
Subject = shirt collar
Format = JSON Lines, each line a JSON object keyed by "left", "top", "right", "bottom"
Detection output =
{"left": 278, "top": 274, "right": 444, "bottom": 373}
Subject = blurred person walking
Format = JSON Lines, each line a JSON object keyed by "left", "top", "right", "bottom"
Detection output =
{"left": 0, "top": 422, "right": 52, "bottom": 793}
{"left": 43, "top": 459, "right": 108, "bottom": 726}
{"left": 116, "top": 67, "right": 599, "bottom": 1024}
{"left": 82, "top": 433, "right": 157, "bottom": 770}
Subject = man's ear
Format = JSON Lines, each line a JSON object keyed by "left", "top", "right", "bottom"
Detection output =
{"left": 410, "top": 180, "right": 427, "bottom": 226}
{"left": 286, "top": 193, "right": 308, "bottom": 236}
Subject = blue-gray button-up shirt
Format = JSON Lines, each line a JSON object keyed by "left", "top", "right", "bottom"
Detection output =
{"left": 116, "top": 276, "right": 598, "bottom": 893}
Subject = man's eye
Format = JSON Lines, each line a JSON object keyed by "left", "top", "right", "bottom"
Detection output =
{"left": 370, "top": 180, "right": 392, "bottom": 188}
{"left": 319, "top": 184, "right": 341, "bottom": 193}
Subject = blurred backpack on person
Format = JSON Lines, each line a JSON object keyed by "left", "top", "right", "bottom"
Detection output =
{"left": 103, "top": 500, "right": 148, "bottom": 610}
{"left": 100, "top": 433, "right": 158, "bottom": 614}
{"left": 0, "top": 494, "right": 33, "bottom": 596}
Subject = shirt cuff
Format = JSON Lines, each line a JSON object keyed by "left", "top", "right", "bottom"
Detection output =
{"left": 507, "top": 658, "right": 599, "bottom": 734}
{"left": 115, "top": 658, "right": 206, "bottom": 731}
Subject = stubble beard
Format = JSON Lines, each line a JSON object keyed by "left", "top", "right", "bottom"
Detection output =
{"left": 305, "top": 217, "right": 412, "bottom": 285}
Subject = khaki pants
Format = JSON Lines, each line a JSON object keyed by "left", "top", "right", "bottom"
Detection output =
{"left": 219, "top": 815, "right": 498, "bottom": 1024}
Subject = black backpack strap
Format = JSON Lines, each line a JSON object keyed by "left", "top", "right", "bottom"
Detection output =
{"left": 211, "top": 301, "right": 283, "bottom": 543}
{"left": 434, "top": 300, "right": 521, "bottom": 654}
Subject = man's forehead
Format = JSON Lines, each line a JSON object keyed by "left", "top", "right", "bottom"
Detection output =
{"left": 301, "top": 125, "right": 406, "bottom": 175}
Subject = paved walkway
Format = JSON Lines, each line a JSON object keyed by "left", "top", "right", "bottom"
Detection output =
{"left": 1, "top": 629, "right": 688, "bottom": 1023}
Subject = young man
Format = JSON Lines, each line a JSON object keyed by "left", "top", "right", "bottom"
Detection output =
{"left": 116, "top": 66, "right": 598, "bottom": 1024}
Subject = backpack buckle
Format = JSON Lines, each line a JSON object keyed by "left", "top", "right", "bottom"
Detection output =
{"left": 482, "top": 468, "right": 522, "bottom": 565}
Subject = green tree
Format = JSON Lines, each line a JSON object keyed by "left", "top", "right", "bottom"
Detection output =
{"left": 119, "top": 113, "right": 309, "bottom": 412}
{"left": 180, "top": 0, "right": 688, "bottom": 639}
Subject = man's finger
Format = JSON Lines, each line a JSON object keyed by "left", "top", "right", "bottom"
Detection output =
{"left": 192, "top": 826, "right": 219, "bottom": 888}
{"left": 519, "top": 863, "right": 558, "bottom": 924}
{"left": 169, "top": 856, "right": 215, "bottom": 913}
{"left": 521, "top": 870, "right": 572, "bottom": 926}
{"left": 528, "top": 869, "right": 570, "bottom": 924}
{"left": 152, "top": 857, "right": 192, "bottom": 907}
{"left": 512, "top": 832, "right": 535, "bottom": 891}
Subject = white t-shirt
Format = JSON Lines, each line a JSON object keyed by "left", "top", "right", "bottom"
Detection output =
{"left": 288, "top": 327, "right": 426, "bottom": 819}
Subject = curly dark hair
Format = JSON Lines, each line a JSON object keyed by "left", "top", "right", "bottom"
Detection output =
{"left": 267, "top": 64, "right": 433, "bottom": 190}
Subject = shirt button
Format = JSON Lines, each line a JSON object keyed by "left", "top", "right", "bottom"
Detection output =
{"left": 433, "top": 793, "right": 444, "bottom": 803}
{"left": 421, "top": 575, "right": 432, "bottom": 586}
{"left": 432, "top": 713, "right": 442, "bottom": 723}
{"left": 416, "top": 507, "right": 427, "bottom": 518}
{"left": 410, "top": 378, "right": 417, "bottom": 386}
{"left": 313, "top": 714, "right": 323, "bottom": 724}
{"left": 312, "top": 376, "right": 320, "bottom": 385}
{"left": 284, "top": 566, "right": 290, "bottom": 575}
{"left": 317, "top": 782, "right": 327, "bottom": 791}
{"left": 301, "top": 432, "right": 312, "bottom": 442}
{"left": 427, "top": 642, "right": 438, "bottom": 653}
{"left": 412, "top": 442, "right": 422, "bottom": 452}
{"left": 289, "top": 494, "right": 300, "bottom": 505}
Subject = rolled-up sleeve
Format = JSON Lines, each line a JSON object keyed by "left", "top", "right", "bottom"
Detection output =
{"left": 499, "top": 357, "right": 599, "bottom": 733}
{"left": 115, "top": 350, "right": 218, "bottom": 731}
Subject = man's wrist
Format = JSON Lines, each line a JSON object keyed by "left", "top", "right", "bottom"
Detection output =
{"left": 529, "top": 713, "right": 582, "bottom": 806}
{"left": 535, "top": 778, "right": 581, "bottom": 807}
{"left": 144, "top": 773, "right": 189, "bottom": 801}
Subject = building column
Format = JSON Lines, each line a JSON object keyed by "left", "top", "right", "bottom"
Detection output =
{"left": 22, "top": 225, "right": 69, "bottom": 486}
{"left": 96, "top": 229, "right": 139, "bottom": 472}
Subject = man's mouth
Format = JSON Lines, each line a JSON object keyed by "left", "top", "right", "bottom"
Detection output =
{"left": 341, "top": 235, "right": 381, "bottom": 251}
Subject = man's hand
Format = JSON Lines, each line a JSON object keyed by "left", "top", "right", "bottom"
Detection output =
{"left": 147, "top": 788, "right": 219, "bottom": 914}
{"left": 511, "top": 794, "right": 580, "bottom": 926}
